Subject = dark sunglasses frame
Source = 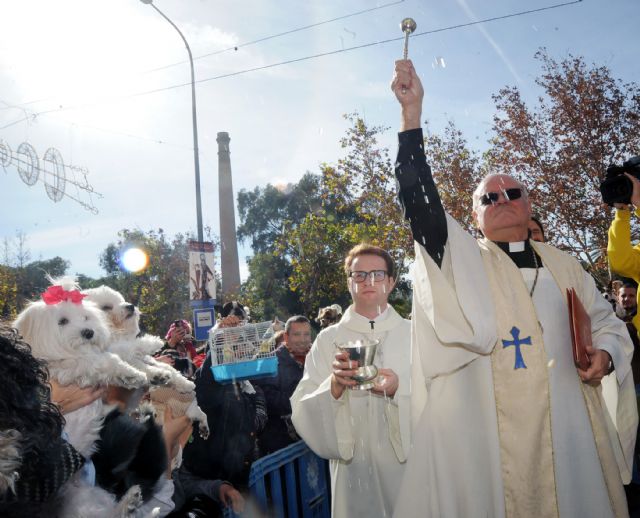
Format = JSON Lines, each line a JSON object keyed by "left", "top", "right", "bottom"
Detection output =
{"left": 479, "top": 188, "right": 523, "bottom": 206}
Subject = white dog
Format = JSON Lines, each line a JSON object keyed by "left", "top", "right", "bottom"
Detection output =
{"left": 12, "top": 277, "right": 151, "bottom": 517}
{"left": 83, "top": 285, "right": 209, "bottom": 439}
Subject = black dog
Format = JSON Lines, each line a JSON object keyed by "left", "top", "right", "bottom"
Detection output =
{"left": 93, "top": 405, "right": 167, "bottom": 502}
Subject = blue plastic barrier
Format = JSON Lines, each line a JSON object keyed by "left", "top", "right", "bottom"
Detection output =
{"left": 224, "top": 441, "right": 331, "bottom": 517}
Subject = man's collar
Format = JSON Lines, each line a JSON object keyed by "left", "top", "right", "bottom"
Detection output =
{"left": 492, "top": 239, "right": 540, "bottom": 268}
{"left": 340, "top": 304, "right": 403, "bottom": 333}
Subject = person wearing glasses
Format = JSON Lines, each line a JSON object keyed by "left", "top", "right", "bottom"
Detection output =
{"left": 389, "top": 59, "right": 636, "bottom": 518}
{"left": 291, "top": 243, "right": 411, "bottom": 518}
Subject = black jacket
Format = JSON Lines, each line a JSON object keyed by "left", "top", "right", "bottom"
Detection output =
{"left": 254, "top": 346, "right": 304, "bottom": 455}
{"left": 182, "top": 352, "right": 266, "bottom": 488}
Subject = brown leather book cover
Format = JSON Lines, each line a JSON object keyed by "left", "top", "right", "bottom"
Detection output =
{"left": 567, "top": 288, "right": 591, "bottom": 370}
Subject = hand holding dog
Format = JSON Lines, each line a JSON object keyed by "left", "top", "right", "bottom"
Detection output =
{"left": 50, "top": 380, "right": 104, "bottom": 415}
{"left": 163, "top": 406, "right": 192, "bottom": 472}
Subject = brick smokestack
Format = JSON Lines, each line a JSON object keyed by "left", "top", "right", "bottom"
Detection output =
{"left": 217, "top": 131, "right": 241, "bottom": 296}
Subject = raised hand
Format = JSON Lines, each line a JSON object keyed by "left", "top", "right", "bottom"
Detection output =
{"left": 391, "top": 59, "right": 424, "bottom": 131}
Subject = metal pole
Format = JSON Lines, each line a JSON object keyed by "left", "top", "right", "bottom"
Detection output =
{"left": 148, "top": 3, "right": 204, "bottom": 243}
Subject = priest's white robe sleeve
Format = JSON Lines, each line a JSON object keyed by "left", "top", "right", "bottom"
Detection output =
{"left": 290, "top": 330, "right": 356, "bottom": 461}
{"left": 384, "top": 378, "right": 409, "bottom": 462}
{"left": 412, "top": 215, "right": 498, "bottom": 379}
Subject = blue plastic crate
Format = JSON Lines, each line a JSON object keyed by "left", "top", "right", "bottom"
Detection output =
{"left": 211, "top": 356, "right": 278, "bottom": 384}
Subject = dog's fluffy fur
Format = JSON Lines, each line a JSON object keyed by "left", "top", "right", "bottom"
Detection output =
{"left": 92, "top": 406, "right": 167, "bottom": 503}
{"left": 14, "top": 279, "right": 147, "bottom": 392}
{"left": 82, "top": 285, "right": 141, "bottom": 340}
{"left": 0, "top": 321, "right": 149, "bottom": 518}
{"left": 14, "top": 278, "right": 148, "bottom": 460}
{"left": 83, "top": 285, "right": 209, "bottom": 440}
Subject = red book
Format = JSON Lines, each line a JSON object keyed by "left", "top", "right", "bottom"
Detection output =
{"left": 567, "top": 288, "right": 591, "bottom": 370}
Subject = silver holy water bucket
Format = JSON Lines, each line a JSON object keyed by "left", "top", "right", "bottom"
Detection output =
{"left": 337, "top": 339, "right": 379, "bottom": 390}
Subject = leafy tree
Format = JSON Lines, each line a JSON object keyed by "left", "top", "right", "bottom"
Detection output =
{"left": 237, "top": 173, "right": 325, "bottom": 254}
{"left": 0, "top": 265, "right": 18, "bottom": 320}
{"left": 240, "top": 253, "right": 300, "bottom": 321}
{"left": 484, "top": 49, "right": 640, "bottom": 283}
{"left": 279, "top": 114, "right": 414, "bottom": 317}
{"left": 17, "top": 257, "right": 70, "bottom": 304}
{"left": 424, "top": 121, "right": 484, "bottom": 233}
{"left": 0, "top": 233, "right": 71, "bottom": 317}
{"left": 238, "top": 113, "right": 414, "bottom": 319}
{"left": 237, "top": 173, "right": 331, "bottom": 320}
{"left": 98, "top": 228, "right": 191, "bottom": 336}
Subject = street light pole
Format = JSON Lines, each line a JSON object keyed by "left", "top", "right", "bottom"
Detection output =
{"left": 141, "top": 0, "right": 204, "bottom": 243}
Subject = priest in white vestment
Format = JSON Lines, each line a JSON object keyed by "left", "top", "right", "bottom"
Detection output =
{"left": 291, "top": 244, "right": 412, "bottom": 518}
{"left": 390, "top": 59, "right": 638, "bottom": 518}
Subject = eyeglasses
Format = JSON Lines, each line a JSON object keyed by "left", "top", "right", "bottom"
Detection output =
{"left": 479, "top": 188, "right": 523, "bottom": 206}
{"left": 349, "top": 270, "right": 388, "bottom": 283}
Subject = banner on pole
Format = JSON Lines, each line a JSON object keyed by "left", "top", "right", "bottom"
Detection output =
{"left": 188, "top": 241, "right": 216, "bottom": 307}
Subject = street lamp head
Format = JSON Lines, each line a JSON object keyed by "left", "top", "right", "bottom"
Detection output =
{"left": 140, "top": 0, "right": 154, "bottom": 4}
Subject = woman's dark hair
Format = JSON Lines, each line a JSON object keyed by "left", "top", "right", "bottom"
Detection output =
{"left": 0, "top": 324, "right": 65, "bottom": 477}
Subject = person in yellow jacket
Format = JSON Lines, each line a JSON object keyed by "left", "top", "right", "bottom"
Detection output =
{"left": 607, "top": 172, "right": 640, "bottom": 336}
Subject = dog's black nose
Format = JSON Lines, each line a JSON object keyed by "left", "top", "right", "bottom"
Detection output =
{"left": 81, "top": 329, "right": 94, "bottom": 340}
{"left": 126, "top": 304, "right": 135, "bottom": 314}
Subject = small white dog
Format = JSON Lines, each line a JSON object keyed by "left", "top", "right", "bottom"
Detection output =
{"left": 12, "top": 277, "right": 151, "bottom": 517}
{"left": 14, "top": 280, "right": 148, "bottom": 395}
{"left": 83, "top": 285, "right": 209, "bottom": 439}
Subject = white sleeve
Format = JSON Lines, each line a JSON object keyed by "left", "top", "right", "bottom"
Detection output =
{"left": 290, "top": 331, "right": 355, "bottom": 461}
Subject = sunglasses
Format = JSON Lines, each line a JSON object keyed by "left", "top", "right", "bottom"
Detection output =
{"left": 479, "top": 188, "right": 523, "bottom": 206}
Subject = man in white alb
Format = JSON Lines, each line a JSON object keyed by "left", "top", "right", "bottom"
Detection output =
{"left": 291, "top": 243, "right": 411, "bottom": 518}
{"left": 391, "top": 59, "right": 637, "bottom": 518}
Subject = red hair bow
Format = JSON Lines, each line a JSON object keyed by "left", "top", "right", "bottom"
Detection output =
{"left": 42, "top": 285, "right": 86, "bottom": 305}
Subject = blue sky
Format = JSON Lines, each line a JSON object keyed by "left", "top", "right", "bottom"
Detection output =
{"left": 1, "top": 0, "right": 639, "bottom": 281}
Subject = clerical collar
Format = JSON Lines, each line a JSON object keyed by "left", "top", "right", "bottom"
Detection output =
{"left": 494, "top": 239, "right": 541, "bottom": 268}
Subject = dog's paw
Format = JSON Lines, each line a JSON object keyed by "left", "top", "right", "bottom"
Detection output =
{"left": 173, "top": 377, "right": 195, "bottom": 394}
{"left": 199, "top": 423, "right": 210, "bottom": 440}
{"left": 117, "top": 370, "right": 148, "bottom": 389}
{"left": 116, "top": 484, "right": 143, "bottom": 517}
{"left": 148, "top": 369, "right": 171, "bottom": 386}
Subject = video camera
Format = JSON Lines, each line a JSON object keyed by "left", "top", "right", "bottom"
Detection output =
{"left": 600, "top": 156, "right": 640, "bottom": 206}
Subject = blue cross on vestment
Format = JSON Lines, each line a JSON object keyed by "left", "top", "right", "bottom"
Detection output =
{"left": 502, "top": 326, "right": 532, "bottom": 369}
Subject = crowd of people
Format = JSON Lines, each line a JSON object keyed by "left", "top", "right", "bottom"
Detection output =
{"left": 2, "top": 58, "right": 640, "bottom": 518}
{"left": 0, "top": 285, "right": 338, "bottom": 517}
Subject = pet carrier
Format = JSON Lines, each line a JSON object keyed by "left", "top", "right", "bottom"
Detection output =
{"left": 208, "top": 321, "right": 279, "bottom": 383}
